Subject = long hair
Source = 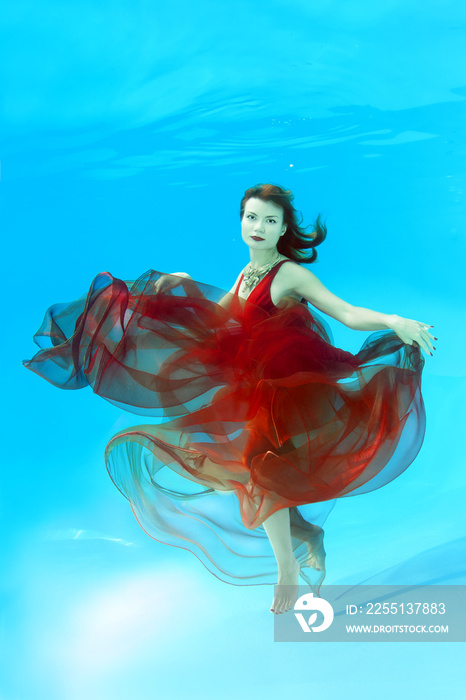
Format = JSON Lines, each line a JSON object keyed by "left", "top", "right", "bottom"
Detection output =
{"left": 239, "top": 183, "right": 326, "bottom": 264}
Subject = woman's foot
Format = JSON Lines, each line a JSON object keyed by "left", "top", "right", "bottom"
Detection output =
{"left": 270, "top": 556, "right": 300, "bottom": 615}
{"left": 305, "top": 525, "right": 326, "bottom": 572}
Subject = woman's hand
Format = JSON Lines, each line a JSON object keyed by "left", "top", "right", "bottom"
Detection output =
{"left": 152, "top": 272, "right": 191, "bottom": 294}
{"left": 390, "top": 315, "right": 437, "bottom": 356}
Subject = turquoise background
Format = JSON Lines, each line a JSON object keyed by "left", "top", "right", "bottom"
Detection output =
{"left": 3, "top": 0, "right": 466, "bottom": 697}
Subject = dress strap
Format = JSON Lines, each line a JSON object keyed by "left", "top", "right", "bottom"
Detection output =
{"left": 272, "top": 259, "right": 289, "bottom": 275}
{"left": 235, "top": 273, "right": 244, "bottom": 294}
{"left": 234, "top": 260, "right": 288, "bottom": 297}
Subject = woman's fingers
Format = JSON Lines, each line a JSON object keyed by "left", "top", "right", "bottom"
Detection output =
{"left": 415, "top": 332, "right": 435, "bottom": 356}
{"left": 419, "top": 328, "right": 434, "bottom": 348}
{"left": 152, "top": 273, "right": 183, "bottom": 295}
{"left": 418, "top": 322, "right": 438, "bottom": 356}
{"left": 397, "top": 319, "right": 437, "bottom": 357}
{"left": 417, "top": 334, "right": 431, "bottom": 355}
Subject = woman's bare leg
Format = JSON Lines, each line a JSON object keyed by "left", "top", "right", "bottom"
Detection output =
{"left": 179, "top": 452, "right": 320, "bottom": 614}
{"left": 262, "top": 507, "right": 300, "bottom": 615}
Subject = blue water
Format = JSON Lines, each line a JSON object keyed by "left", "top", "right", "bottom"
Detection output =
{"left": 3, "top": 1, "right": 466, "bottom": 698}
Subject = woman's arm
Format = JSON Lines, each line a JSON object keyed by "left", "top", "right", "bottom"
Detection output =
{"left": 217, "top": 270, "right": 243, "bottom": 311}
{"left": 286, "top": 264, "right": 436, "bottom": 355}
{"left": 152, "top": 272, "right": 208, "bottom": 299}
{"left": 154, "top": 271, "right": 243, "bottom": 312}
{"left": 345, "top": 306, "right": 395, "bottom": 331}
{"left": 286, "top": 264, "right": 358, "bottom": 327}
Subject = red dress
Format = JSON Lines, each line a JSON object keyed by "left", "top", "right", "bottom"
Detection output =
{"left": 22, "top": 260, "right": 425, "bottom": 594}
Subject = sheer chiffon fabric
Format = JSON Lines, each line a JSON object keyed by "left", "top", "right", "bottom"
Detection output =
{"left": 23, "top": 261, "right": 426, "bottom": 594}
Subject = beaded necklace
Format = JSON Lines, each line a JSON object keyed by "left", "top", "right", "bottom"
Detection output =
{"left": 241, "top": 254, "right": 283, "bottom": 290}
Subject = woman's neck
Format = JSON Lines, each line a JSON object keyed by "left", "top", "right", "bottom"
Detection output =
{"left": 248, "top": 248, "right": 282, "bottom": 269}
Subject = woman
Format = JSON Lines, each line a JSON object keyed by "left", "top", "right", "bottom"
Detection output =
{"left": 23, "top": 183, "right": 435, "bottom": 616}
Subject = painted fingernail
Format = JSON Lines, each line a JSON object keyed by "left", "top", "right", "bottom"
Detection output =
{"left": 434, "top": 337, "right": 438, "bottom": 340}
{"left": 433, "top": 346, "right": 436, "bottom": 350}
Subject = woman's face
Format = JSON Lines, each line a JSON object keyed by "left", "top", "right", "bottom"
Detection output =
{"left": 241, "top": 198, "right": 286, "bottom": 252}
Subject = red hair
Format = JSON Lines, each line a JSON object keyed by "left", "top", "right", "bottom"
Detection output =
{"left": 240, "top": 183, "right": 326, "bottom": 264}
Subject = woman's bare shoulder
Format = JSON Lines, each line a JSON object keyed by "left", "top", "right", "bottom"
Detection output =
{"left": 229, "top": 268, "right": 244, "bottom": 293}
{"left": 279, "top": 257, "right": 304, "bottom": 277}
{"left": 276, "top": 259, "right": 325, "bottom": 301}
{"left": 279, "top": 256, "right": 300, "bottom": 266}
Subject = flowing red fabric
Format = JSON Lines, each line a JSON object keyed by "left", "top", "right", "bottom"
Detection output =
{"left": 23, "top": 261, "right": 426, "bottom": 594}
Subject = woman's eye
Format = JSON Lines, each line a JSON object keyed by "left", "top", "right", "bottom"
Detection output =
{"left": 246, "top": 215, "right": 276, "bottom": 223}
